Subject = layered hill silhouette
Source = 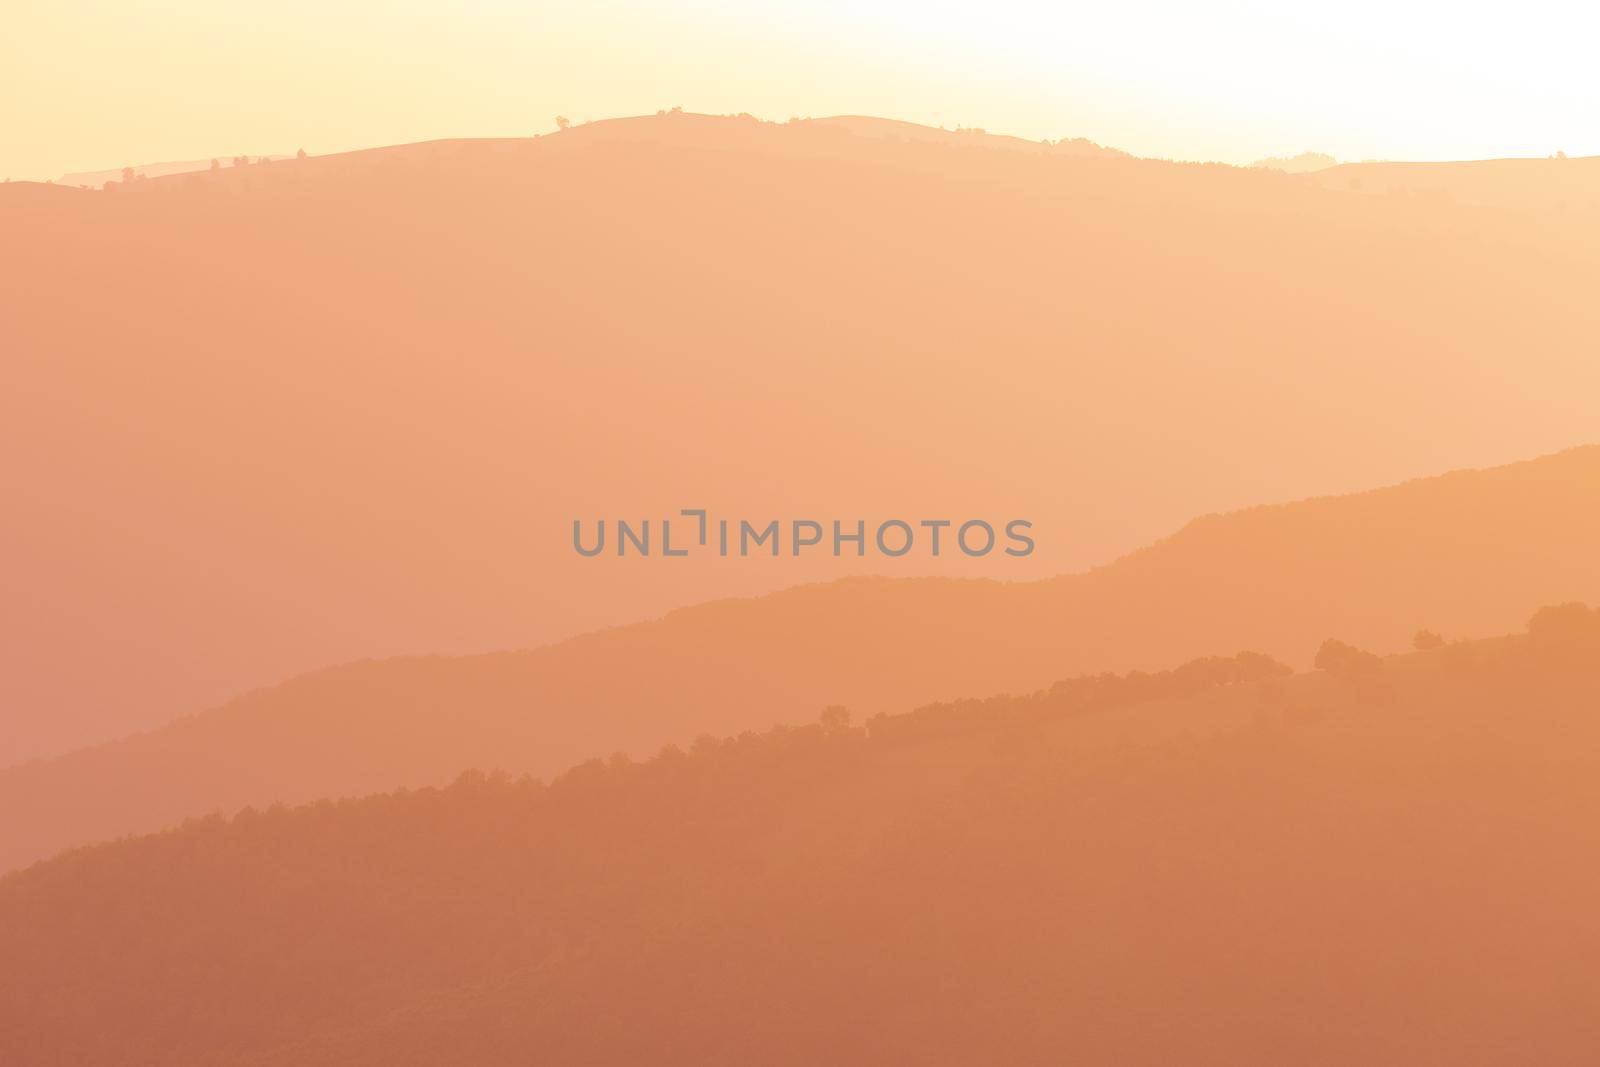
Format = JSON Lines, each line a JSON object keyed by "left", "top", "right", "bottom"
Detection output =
{"left": 6, "top": 606, "right": 1599, "bottom": 1065}
{"left": 3, "top": 445, "right": 1598, "bottom": 874}
{"left": 6, "top": 110, "right": 1600, "bottom": 764}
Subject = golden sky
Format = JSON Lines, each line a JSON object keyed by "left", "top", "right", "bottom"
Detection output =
{"left": 6, "top": 0, "right": 1597, "bottom": 180}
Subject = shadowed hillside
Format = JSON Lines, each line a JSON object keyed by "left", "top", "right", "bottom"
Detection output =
{"left": 3, "top": 446, "right": 1598, "bottom": 873}
{"left": 5, "top": 111, "right": 1600, "bottom": 764}
{"left": 4, "top": 606, "right": 1599, "bottom": 1065}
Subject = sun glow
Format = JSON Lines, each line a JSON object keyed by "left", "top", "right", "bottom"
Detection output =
{"left": 6, "top": 1, "right": 1597, "bottom": 179}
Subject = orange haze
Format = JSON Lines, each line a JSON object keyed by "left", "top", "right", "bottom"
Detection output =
{"left": 5, "top": 114, "right": 1600, "bottom": 767}
{"left": 4, "top": 445, "right": 1599, "bottom": 874}
{"left": 6, "top": 607, "right": 1600, "bottom": 1063}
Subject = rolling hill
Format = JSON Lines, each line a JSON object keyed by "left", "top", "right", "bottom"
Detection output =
{"left": 5, "top": 110, "right": 1600, "bottom": 764}
{"left": 2, "top": 445, "right": 1598, "bottom": 874}
{"left": 4, "top": 605, "right": 1598, "bottom": 1065}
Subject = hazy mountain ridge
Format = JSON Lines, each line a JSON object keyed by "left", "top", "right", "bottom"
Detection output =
{"left": 8, "top": 108, "right": 1600, "bottom": 768}
{"left": 1314, "top": 152, "right": 1600, "bottom": 209}
{"left": 3, "top": 445, "right": 1598, "bottom": 874}
{"left": 5, "top": 606, "right": 1599, "bottom": 1064}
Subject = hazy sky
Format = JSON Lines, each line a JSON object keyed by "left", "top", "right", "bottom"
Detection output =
{"left": 7, "top": 0, "right": 1598, "bottom": 180}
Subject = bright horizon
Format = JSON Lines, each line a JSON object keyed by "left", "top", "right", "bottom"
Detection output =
{"left": 7, "top": 0, "right": 1598, "bottom": 182}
